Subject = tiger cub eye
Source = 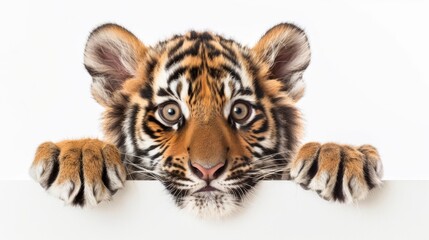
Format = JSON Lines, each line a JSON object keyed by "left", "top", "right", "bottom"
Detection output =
{"left": 159, "top": 101, "right": 182, "bottom": 125}
{"left": 231, "top": 101, "right": 251, "bottom": 123}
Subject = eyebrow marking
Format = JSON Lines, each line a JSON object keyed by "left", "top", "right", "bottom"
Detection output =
{"left": 236, "top": 87, "right": 253, "bottom": 96}
{"left": 167, "top": 67, "right": 187, "bottom": 84}
{"left": 156, "top": 88, "right": 171, "bottom": 97}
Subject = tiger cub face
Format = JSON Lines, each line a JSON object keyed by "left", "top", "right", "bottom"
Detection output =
{"left": 84, "top": 23, "right": 310, "bottom": 217}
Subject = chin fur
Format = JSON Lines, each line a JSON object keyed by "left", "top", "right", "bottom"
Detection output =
{"left": 179, "top": 192, "right": 241, "bottom": 219}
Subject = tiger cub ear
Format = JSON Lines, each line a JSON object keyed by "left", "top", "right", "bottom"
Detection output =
{"left": 84, "top": 23, "right": 147, "bottom": 106}
{"left": 253, "top": 23, "right": 311, "bottom": 101}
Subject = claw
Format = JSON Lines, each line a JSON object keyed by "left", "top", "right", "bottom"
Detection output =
{"left": 30, "top": 139, "right": 125, "bottom": 207}
{"left": 291, "top": 142, "right": 383, "bottom": 203}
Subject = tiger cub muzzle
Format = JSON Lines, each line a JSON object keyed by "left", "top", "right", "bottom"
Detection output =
{"left": 163, "top": 114, "right": 251, "bottom": 194}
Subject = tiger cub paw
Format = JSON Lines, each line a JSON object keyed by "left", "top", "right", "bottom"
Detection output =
{"left": 290, "top": 142, "right": 383, "bottom": 203}
{"left": 29, "top": 139, "right": 126, "bottom": 207}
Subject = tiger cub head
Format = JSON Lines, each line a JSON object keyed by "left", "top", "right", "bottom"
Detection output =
{"left": 84, "top": 23, "right": 310, "bottom": 218}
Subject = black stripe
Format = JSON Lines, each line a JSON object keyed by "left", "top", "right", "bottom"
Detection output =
{"left": 105, "top": 94, "right": 129, "bottom": 148}
{"left": 117, "top": 134, "right": 126, "bottom": 151}
{"left": 363, "top": 163, "right": 376, "bottom": 190}
{"left": 218, "top": 39, "right": 238, "bottom": 62}
{"left": 242, "top": 45, "right": 264, "bottom": 99}
{"left": 189, "top": 66, "right": 201, "bottom": 80}
{"left": 142, "top": 122, "right": 159, "bottom": 139}
{"left": 157, "top": 88, "right": 171, "bottom": 97}
{"left": 133, "top": 149, "right": 146, "bottom": 160}
{"left": 219, "top": 83, "right": 225, "bottom": 97}
{"left": 176, "top": 81, "right": 183, "bottom": 97}
{"left": 249, "top": 143, "right": 269, "bottom": 153}
{"left": 140, "top": 83, "right": 153, "bottom": 100}
{"left": 222, "top": 52, "right": 240, "bottom": 68}
{"left": 187, "top": 31, "right": 198, "bottom": 40}
{"left": 128, "top": 104, "right": 140, "bottom": 147}
{"left": 256, "top": 136, "right": 265, "bottom": 141}
{"left": 208, "top": 50, "right": 221, "bottom": 59}
{"left": 207, "top": 67, "right": 222, "bottom": 79}
{"left": 333, "top": 151, "right": 345, "bottom": 202}
{"left": 236, "top": 87, "right": 253, "bottom": 96}
{"left": 222, "top": 64, "right": 241, "bottom": 82}
{"left": 138, "top": 144, "right": 160, "bottom": 157}
{"left": 306, "top": 148, "right": 321, "bottom": 185}
{"left": 252, "top": 151, "right": 263, "bottom": 158}
{"left": 187, "top": 81, "right": 193, "bottom": 96}
{"left": 168, "top": 39, "right": 184, "bottom": 57}
{"left": 163, "top": 156, "right": 173, "bottom": 166}
{"left": 145, "top": 57, "right": 158, "bottom": 83}
{"left": 168, "top": 34, "right": 182, "bottom": 41}
{"left": 142, "top": 115, "right": 172, "bottom": 139}
{"left": 46, "top": 149, "right": 60, "bottom": 189}
{"left": 271, "top": 97, "right": 283, "bottom": 104}
{"left": 172, "top": 163, "right": 186, "bottom": 171}
{"left": 171, "top": 176, "right": 193, "bottom": 182}
{"left": 275, "top": 106, "right": 300, "bottom": 153}
{"left": 251, "top": 119, "right": 268, "bottom": 134}
{"left": 150, "top": 151, "right": 163, "bottom": 161}
{"left": 206, "top": 42, "right": 240, "bottom": 67}
{"left": 167, "top": 67, "right": 187, "bottom": 84}
{"left": 205, "top": 43, "right": 221, "bottom": 59}
{"left": 253, "top": 81, "right": 265, "bottom": 98}
{"left": 150, "top": 146, "right": 168, "bottom": 166}
{"left": 199, "top": 32, "right": 213, "bottom": 41}
{"left": 165, "top": 41, "right": 201, "bottom": 69}
{"left": 101, "top": 161, "right": 113, "bottom": 192}
{"left": 146, "top": 115, "right": 170, "bottom": 131}
{"left": 243, "top": 113, "right": 264, "bottom": 129}
{"left": 229, "top": 162, "right": 249, "bottom": 172}
{"left": 72, "top": 152, "right": 85, "bottom": 206}
{"left": 241, "top": 50, "right": 260, "bottom": 78}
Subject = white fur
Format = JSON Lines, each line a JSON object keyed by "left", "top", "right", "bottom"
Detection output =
{"left": 343, "top": 177, "right": 368, "bottom": 203}
{"left": 181, "top": 193, "right": 240, "bottom": 219}
{"left": 153, "top": 62, "right": 180, "bottom": 92}
{"left": 84, "top": 182, "right": 112, "bottom": 207}
{"left": 308, "top": 171, "right": 330, "bottom": 191}
{"left": 29, "top": 162, "right": 46, "bottom": 183}
{"left": 264, "top": 29, "right": 310, "bottom": 73}
{"left": 376, "top": 160, "right": 384, "bottom": 179}
{"left": 287, "top": 73, "right": 305, "bottom": 99}
{"left": 29, "top": 161, "right": 55, "bottom": 189}
{"left": 107, "top": 166, "right": 125, "bottom": 189}
{"left": 290, "top": 160, "right": 307, "bottom": 182}
{"left": 91, "top": 77, "right": 112, "bottom": 104}
{"left": 177, "top": 76, "right": 191, "bottom": 119}
{"left": 122, "top": 107, "right": 137, "bottom": 157}
{"left": 47, "top": 180, "right": 80, "bottom": 205}
{"left": 85, "top": 33, "right": 137, "bottom": 76}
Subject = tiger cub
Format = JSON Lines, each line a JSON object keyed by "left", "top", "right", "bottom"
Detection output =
{"left": 30, "top": 23, "right": 383, "bottom": 217}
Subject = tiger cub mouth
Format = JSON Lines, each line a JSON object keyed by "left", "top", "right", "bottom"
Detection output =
{"left": 194, "top": 185, "right": 220, "bottom": 193}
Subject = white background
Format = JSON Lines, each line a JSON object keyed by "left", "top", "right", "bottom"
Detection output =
{"left": 0, "top": 0, "right": 428, "bottom": 180}
{"left": 1, "top": 181, "right": 428, "bottom": 240}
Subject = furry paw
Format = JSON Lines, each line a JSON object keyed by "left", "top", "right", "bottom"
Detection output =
{"left": 29, "top": 139, "right": 126, "bottom": 206}
{"left": 289, "top": 142, "right": 383, "bottom": 203}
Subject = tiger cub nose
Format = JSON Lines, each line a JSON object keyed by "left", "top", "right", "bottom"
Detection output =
{"left": 190, "top": 162, "right": 226, "bottom": 180}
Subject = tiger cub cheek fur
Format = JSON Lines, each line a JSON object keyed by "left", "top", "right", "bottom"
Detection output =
{"left": 82, "top": 23, "right": 310, "bottom": 217}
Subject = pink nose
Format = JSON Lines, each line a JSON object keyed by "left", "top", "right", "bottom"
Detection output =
{"left": 190, "top": 162, "right": 225, "bottom": 180}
